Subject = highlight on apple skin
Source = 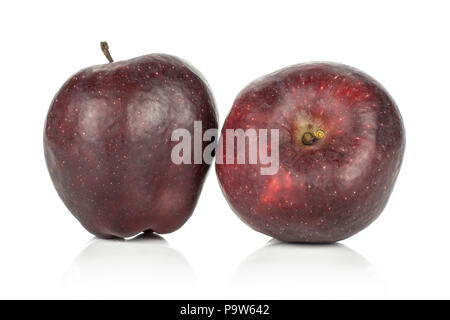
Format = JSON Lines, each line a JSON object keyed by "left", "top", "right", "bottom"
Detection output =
{"left": 44, "top": 44, "right": 218, "bottom": 239}
{"left": 216, "top": 62, "right": 405, "bottom": 243}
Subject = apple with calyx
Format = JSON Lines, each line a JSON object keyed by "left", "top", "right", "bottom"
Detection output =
{"left": 44, "top": 42, "right": 217, "bottom": 238}
{"left": 216, "top": 62, "right": 405, "bottom": 243}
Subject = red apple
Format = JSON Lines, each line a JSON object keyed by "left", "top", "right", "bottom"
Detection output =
{"left": 216, "top": 63, "right": 405, "bottom": 243}
{"left": 44, "top": 43, "right": 217, "bottom": 238}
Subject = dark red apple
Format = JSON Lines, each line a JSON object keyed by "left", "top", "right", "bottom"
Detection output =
{"left": 44, "top": 43, "right": 217, "bottom": 238}
{"left": 216, "top": 62, "right": 405, "bottom": 243}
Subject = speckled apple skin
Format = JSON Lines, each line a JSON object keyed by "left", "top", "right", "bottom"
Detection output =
{"left": 44, "top": 54, "right": 217, "bottom": 238}
{"left": 216, "top": 63, "right": 405, "bottom": 243}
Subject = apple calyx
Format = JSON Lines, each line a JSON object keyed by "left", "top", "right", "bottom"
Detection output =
{"left": 301, "top": 129, "right": 325, "bottom": 146}
{"left": 100, "top": 41, "right": 114, "bottom": 63}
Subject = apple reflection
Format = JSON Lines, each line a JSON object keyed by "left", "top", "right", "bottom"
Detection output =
{"left": 231, "top": 240, "right": 386, "bottom": 299}
{"left": 61, "top": 233, "right": 195, "bottom": 299}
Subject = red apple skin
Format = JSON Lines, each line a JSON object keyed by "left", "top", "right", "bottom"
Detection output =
{"left": 44, "top": 54, "right": 217, "bottom": 238}
{"left": 216, "top": 63, "right": 405, "bottom": 243}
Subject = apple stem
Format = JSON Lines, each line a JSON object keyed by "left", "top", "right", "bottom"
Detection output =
{"left": 100, "top": 41, "right": 114, "bottom": 63}
{"left": 302, "top": 132, "right": 318, "bottom": 145}
{"left": 302, "top": 129, "right": 325, "bottom": 146}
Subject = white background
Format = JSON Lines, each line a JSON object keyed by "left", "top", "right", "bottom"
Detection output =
{"left": 0, "top": 0, "right": 449, "bottom": 299}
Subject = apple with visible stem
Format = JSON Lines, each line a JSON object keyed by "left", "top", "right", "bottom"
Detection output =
{"left": 216, "top": 62, "right": 405, "bottom": 243}
{"left": 44, "top": 42, "right": 217, "bottom": 238}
